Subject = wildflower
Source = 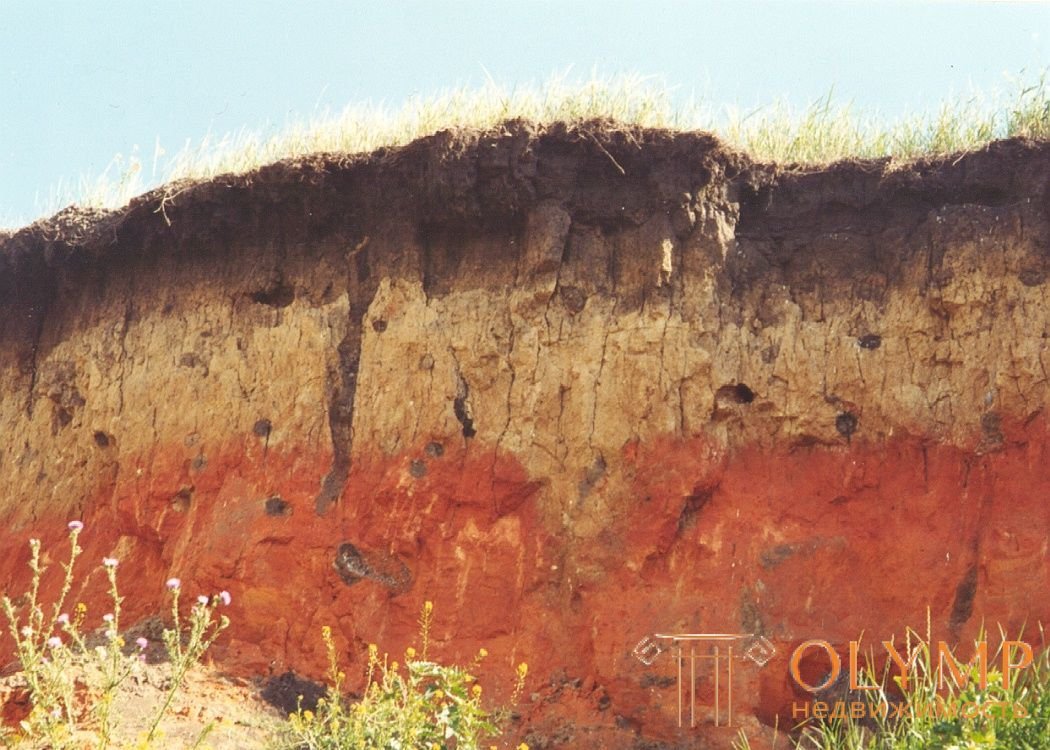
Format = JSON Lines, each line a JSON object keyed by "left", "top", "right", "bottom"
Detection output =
{"left": 102, "top": 557, "right": 119, "bottom": 568}
{"left": 405, "top": 646, "right": 416, "bottom": 659}
{"left": 472, "top": 684, "right": 482, "bottom": 697}
{"left": 518, "top": 744, "right": 530, "bottom": 750}
{"left": 47, "top": 636, "right": 61, "bottom": 649}
{"left": 219, "top": 590, "right": 231, "bottom": 606}
{"left": 102, "top": 613, "right": 114, "bottom": 623}
{"left": 56, "top": 613, "right": 70, "bottom": 628}
{"left": 67, "top": 520, "right": 83, "bottom": 532}
{"left": 20, "top": 626, "right": 31, "bottom": 637}
{"left": 197, "top": 595, "right": 209, "bottom": 606}
{"left": 136, "top": 637, "right": 148, "bottom": 650}
{"left": 105, "top": 629, "right": 117, "bottom": 640}
{"left": 478, "top": 647, "right": 488, "bottom": 659}
{"left": 517, "top": 662, "right": 529, "bottom": 679}
{"left": 423, "top": 600, "right": 433, "bottom": 614}
{"left": 166, "top": 578, "right": 181, "bottom": 590}
{"left": 433, "top": 689, "right": 444, "bottom": 700}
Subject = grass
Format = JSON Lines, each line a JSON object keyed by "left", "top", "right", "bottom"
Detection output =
{"left": 9, "top": 69, "right": 1048, "bottom": 230}
{"left": 1, "top": 526, "right": 527, "bottom": 749}
{"left": 2, "top": 526, "right": 1046, "bottom": 749}
{"left": 274, "top": 601, "right": 529, "bottom": 750}
{"left": 734, "top": 619, "right": 1050, "bottom": 750}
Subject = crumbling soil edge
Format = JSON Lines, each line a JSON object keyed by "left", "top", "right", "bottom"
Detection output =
{"left": 2, "top": 121, "right": 1048, "bottom": 303}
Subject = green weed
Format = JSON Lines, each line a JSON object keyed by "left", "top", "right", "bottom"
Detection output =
{"left": 275, "top": 600, "right": 529, "bottom": 750}
{"left": 0, "top": 522, "right": 230, "bottom": 749}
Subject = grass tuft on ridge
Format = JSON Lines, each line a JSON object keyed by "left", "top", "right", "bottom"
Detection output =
{"left": 11, "top": 70, "right": 1050, "bottom": 228}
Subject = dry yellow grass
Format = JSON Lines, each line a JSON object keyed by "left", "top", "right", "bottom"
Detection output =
{"left": 10, "top": 70, "right": 1050, "bottom": 229}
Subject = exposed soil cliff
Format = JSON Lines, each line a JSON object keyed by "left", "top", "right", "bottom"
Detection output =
{"left": 2, "top": 122, "right": 1049, "bottom": 748}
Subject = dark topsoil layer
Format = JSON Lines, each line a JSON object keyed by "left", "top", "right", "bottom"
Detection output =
{"left": 3, "top": 120, "right": 1049, "bottom": 304}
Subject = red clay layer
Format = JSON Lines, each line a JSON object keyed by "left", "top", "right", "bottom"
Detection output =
{"left": 1, "top": 418, "right": 1048, "bottom": 744}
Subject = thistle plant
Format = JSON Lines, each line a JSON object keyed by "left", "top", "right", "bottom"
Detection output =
{"left": 0, "top": 522, "right": 232, "bottom": 749}
{"left": 2, "top": 521, "right": 86, "bottom": 744}
{"left": 144, "top": 578, "right": 230, "bottom": 744}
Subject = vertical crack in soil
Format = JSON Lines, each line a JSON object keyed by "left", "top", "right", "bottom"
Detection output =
{"left": 23, "top": 298, "right": 51, "bottom": 418}
{"left": 949, "top": 563, "right": 979, "bottom": 637}
{"left": 739, "top": 586, "right": 766, "bottom": 636}
{"left": 676, "top": 486, "right": 714, "bottom": 536}
{"left": 315, "top": 240, "right": 378, "bottom": 516}
{"left": 577, "top": 453, "right": 607, "bottom": 500}
{"left": 314, "top": 328, "right": 358, "bottom": 515}
{"left": 452, "top": 364, "right": 477, "bottom": 439}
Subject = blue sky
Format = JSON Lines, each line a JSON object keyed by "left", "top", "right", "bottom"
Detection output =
{"left": 2, "top": 0, "right": 1048, "bottom": 226}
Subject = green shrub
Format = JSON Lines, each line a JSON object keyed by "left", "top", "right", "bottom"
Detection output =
{"left": 277, "top": 601, "right": 528, "bottom": 750}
